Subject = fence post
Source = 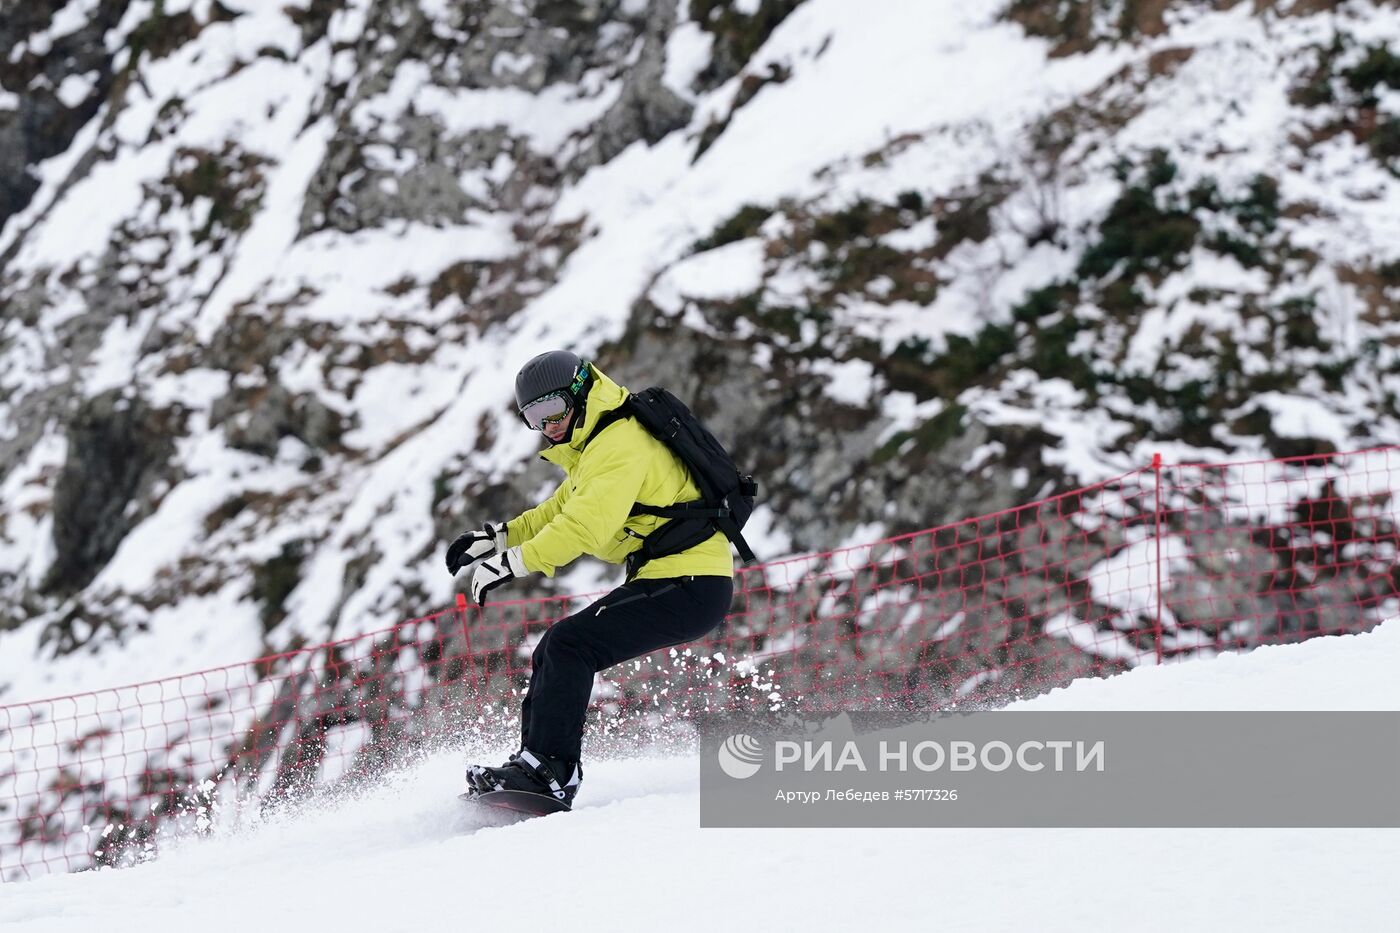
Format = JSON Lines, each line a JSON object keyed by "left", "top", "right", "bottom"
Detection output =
{"left": 1152, "top": 452, "right": 1165, "bottom": 665}
{"left": 456, "top": 592, "right": 479, "bottom": 701}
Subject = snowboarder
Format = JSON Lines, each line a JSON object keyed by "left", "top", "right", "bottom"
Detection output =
{"left": 446, "top": 350, "right": 735, "bottom": 808}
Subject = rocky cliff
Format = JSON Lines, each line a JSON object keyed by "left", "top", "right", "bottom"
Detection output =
{"left": 0, "top": 0, "right": 1397, "bottom": 702}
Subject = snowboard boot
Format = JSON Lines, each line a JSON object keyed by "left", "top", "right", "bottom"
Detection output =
{"left": 465, "top": 748, "right": 582, "bottom": 807}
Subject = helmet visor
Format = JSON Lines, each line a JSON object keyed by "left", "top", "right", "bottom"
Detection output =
{"left": 519, "top": 391, "right": 572, "bottom": 430}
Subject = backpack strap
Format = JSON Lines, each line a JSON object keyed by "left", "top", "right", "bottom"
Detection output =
{"left": 581, "top": 400, "right": 634, "bottom": 450}
{"left": 578, "top": 395, "right": 759, "bottom": 573}
{"left": 729, "top": 477, "right": 759, "bottom": 564}
{"left": 631, "top": 502, "right": 730, "bottom": 519}
{"left": 722, "top": 522, "right": 758, "bottom": 565}
{"left": 632, "top": 502, "right": 757, "bottom": 564}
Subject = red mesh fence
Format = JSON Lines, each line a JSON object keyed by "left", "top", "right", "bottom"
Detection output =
{"left": 2, "top": 446, "right": 1397, "bottom": 879}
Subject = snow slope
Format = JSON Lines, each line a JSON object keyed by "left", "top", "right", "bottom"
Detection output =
{"left": 4, "top": 622, "right": 1396, "bottom": 932}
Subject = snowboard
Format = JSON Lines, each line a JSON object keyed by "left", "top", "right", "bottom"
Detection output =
{"left": 459, "top": 788, "right": 572, "bottom": 817}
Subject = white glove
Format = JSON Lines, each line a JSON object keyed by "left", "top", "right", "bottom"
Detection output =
{"left": 471, "top": 545, "right": 528, "bottom": 605}
{"left": 446, "top": 521, "right": 508, "bottom": 575}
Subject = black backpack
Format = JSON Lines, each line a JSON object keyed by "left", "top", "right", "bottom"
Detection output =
{"left": 584, "top": 387, "right": 758, "bottom": 577}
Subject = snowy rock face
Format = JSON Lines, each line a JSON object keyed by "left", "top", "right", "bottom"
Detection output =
{"left": 0, "top": 0, "right": 128, "bottom": 227}
{"left": 0, "top": 0, "right": 1398, "bottom": 702}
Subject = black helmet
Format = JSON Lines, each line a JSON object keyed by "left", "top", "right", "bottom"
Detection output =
{"left": 514, "top": 350, "right": 590, "bottom": 409}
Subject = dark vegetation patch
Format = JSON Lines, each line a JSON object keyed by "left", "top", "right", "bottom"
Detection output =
{"left": 871, "top": 142, "right": 1352, "bottom": 456}
{"left": 428, "top": 261, "right": 483, "bottom": 307}
{"left": 1004, "top": 0, "right": 1172, "bottom": 58}
{"left": 1292, "top": 38, "right": 1400, "bottom": 172}
{"left": 1078, "top": 150, "right": 1200, "bottom": 282}
{"left": 127, "top": 1, "right": 237, "bottom": 63}
{"left": 680, "top": 134, "right": 1377, "bottom": 465}
{"left": 204, "top": 493, "right": 251, "bottom": 535}
{"left": 874, "top": 404, "right": 968, "bottom": 464}
{"left": 692, "top": 204, "right": 774, "bottom": 253}
{"left": 159, "top": 144, "right": 268, "bottom": 245}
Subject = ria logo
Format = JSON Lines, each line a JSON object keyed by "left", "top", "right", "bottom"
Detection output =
{"left": 717, "top": 734, "right": 764, "bottom": 779}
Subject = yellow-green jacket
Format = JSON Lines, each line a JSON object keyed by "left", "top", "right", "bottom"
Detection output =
{"left": 505, "top": 366, "right": 734, "bottom": 581}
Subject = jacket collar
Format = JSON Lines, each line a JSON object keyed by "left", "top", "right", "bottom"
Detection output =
{"left": 540, "top": 365, "right": 627, "bottom": 466}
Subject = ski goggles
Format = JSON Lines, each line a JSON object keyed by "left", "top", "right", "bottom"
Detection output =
{"left": 519, "top": 391, "right": 573, "bottom": 430}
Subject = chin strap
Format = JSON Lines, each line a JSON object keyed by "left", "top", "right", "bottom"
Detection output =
{"left": 566, "top": 396, "right": 588, "bottom": 440}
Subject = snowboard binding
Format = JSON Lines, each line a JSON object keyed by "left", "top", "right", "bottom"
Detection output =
{"left": 464, "top": 748, "right": 581, "bottom": 811}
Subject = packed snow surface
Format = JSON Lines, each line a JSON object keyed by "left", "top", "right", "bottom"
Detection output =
{"left": 3, "top": 623, "right": 1397, "bottom": 932}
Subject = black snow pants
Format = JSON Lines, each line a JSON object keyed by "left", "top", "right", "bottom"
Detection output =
{"left": 520, "top": 575, "right": 733, "bottom": 762}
